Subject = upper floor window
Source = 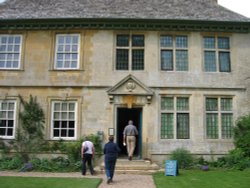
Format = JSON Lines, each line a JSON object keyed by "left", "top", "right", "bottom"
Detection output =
{"left": 203, "top": 36, "right": 231, "bottom": 72}
{"left": 160, "top": 35, "right": 188, "bottom": 71}
{"left": 0, "top": 35, "right": 22, "bottom": 69}
{"left": 116, "top": 34, "right": 144, "bottom": 70}
{"left": 0, "top": 100, "right": 16, "bottom": 139}
{"left": 161, "top": 96, "right": 190, "bottom": 139}
{"left": 205, "top": 97, "right": 233, "bottom": 139}
{"left": 51, "top": 101, "right": 77, "bottom": 140}
{"left": 54, "top": 34, "right": 80, "bottom": 70}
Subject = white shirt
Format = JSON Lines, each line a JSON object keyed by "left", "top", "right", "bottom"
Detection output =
{"left": 82, "top": 141, "right": 94, "bottom": 154}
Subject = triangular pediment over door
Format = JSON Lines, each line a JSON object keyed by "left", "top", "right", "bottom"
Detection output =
{"left": 107, "top": 75, "right": 154, "bottom": 108}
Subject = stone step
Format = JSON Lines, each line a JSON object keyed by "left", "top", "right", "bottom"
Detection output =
{"left": 96, "top": 159, "right": 160, "bottom": 175}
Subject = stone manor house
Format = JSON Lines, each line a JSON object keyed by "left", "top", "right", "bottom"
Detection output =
{"left": 0, "top": 0, "right": 250, "bottom": 163}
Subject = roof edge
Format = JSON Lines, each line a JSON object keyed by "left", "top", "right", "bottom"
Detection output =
{"left": 1, "top": 18, "right": 250, "bottom": 33}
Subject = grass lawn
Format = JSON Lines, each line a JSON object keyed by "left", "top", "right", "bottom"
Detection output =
{"left": 153, "top": 169, "right": 250, "bottom": 188}
{"left": 0, "top": 176, "right": 102, "bottom": 188}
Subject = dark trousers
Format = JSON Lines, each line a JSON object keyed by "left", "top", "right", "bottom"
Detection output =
{"left": 105, "top": 157, "right": 117, "bottom": 180}
{"left": 82, "top": 153, "right": 94, "bottom": 175}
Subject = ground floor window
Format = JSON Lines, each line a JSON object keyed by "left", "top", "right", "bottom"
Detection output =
{"left": 161, "top": 96, "right": 190, "bottom": 139}
{"left": 51, "top": 101, "right": 77, "bottom": 139}
{"left": 205, "top": 97, "right": 233, "bottom": 139}
{"left": 0, "top": 100, "right": 16, "bottom": 139}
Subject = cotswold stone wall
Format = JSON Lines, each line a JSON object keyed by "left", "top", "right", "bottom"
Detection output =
{"left": 0, "top": 30, "right": 249, "bottom": 162}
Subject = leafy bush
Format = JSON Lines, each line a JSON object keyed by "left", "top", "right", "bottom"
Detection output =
{"left": 216, "top": 148, "right": 250, "bottom": 170}
{"left": 169, "top": 148, "right": 195, "bottom": 169}
{"left": 234, "top": 114, "right": 250, "bottom": 157}
{"left": 0, "top": 155, "right": 23, "bottom": 170}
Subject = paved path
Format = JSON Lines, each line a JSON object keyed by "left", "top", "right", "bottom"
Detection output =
{"left": 0, "top": 171, "right": 156, "bottom": 188}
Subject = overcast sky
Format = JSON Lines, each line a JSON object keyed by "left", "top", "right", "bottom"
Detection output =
{"left": 0, "top": 0, "right": 249, "bottom": 18}
{"left": 218, "top": 0, "right": 250, "bottom": 18}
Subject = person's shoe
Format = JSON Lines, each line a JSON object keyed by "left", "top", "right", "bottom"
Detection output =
{"left": 129, "top": 156, "right": 132, "bottom": 161}
{"left": 107, "top": 177, "right": 111, "bottom": 184}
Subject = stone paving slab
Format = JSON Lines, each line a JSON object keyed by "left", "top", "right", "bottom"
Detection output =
{"left": 0, "top": 171, "right": 156, "bottom": 188}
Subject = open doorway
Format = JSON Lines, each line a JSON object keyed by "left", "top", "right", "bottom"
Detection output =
{"left": 116, "top": 107, "right": 142, "bottom": 158}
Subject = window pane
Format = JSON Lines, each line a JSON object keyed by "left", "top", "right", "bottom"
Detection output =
{"left": 206, "top": 98, "right": 218, "bottom": 111}
{"left": 68, "top": 129, "right": 75, "bottom": 137}
{"left": 218, "top": 37, "right": 230, "bottom": 49}
{"left": 161, "top": 50, "right": 173, "bottom": 70}
{"left": 161, "top": 97, "right": 174, "bottom": 110}
{"left": 221, "top": 98, "right": 232, "bottom": 111}
{"left": 176, "top": 50, "right": 188, "bottom": 71}
{"left": 132, "top": 49, "right": 144, "bottom": 70}
{"left": 53, "top": 129, "right": 60, "bottom": 137}
{"left": 132, "top": 35, "right": 144, "bottom": 47}
{"left": 160, "top": 36, "right": 173, "bottom": 47}
{"left": 204, "top": 37, "right": 215, "bottom": 49}
{"left": 117, "top": 35, "right": 129, "bottom": 46}
{"left": 177, "top": 113, "right": 189, "bottom": 139}
{"left": 116, "top": 49, "right": 128, "bottom": 70}
{"left": 177, "top": 97, "right": 189, "bottom": 111}
{"left": 219, "top": 52, "right": 230, "bottom": 72}
{"left": 176, "top": 36, "right": 187, "bottom": 48}
{"left": 69, "top": 103, "right": 75, "bottom": 111}
{"left": 206, "top": 113, "right": 218, "bottom": 139}
{"left": 221, "top": 113, "right": 233, "bottom": 139}
{"left": 161, "top": 113, "right": 174, "bottom": 139}
{"left": 204, "top": 51, "right": 216, "bottom": 72}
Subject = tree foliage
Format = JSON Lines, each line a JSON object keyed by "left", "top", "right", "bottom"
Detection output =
{"left": 234, "top": 114, "right": 250, "bottom": 157}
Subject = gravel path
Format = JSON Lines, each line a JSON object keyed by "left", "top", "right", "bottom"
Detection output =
{"left": 0, "top": 171, "right": 156, "bottom": 188}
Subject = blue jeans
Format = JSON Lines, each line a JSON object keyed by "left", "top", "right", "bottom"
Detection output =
{"left": 105, "top": 157, "right": 117, "bottom": 180}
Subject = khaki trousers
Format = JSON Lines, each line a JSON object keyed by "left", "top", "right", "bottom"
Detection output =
{"left": 126, "top": 136, "right": 136, "bottom": 157}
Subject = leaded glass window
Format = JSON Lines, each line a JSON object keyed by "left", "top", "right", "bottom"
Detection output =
{"left": 116, "top": 34, "right": 144, "bottom": 70}
{"left": 52, "top": 101, "right": 77, "bottom": 139}
{"left": 161, "top": 96, "right": 189, "bottom": 139}
{"left": 203, "top": 36, "right": 231, "bottom": 72}
{"left": 160, "top": 35, "right": 188, "bottom": 71}
{"left": 0, "top": 100, "right": 16, "bottom": 139}
{"left": 55, "top": 34, "right": 80, "bottom": 69}
{"left": 0, "top": 35, "right": 22, "bottom": 69}
{"left": 205, "top": 97, "right": 233, "bottom": 139}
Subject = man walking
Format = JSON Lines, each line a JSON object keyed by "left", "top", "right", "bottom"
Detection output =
{"left": 104, "top": 136, "right": 120, "bottom": 184}
{"left": 81, "top": 137, "right": 95, "bottom": 175}
{"left": 123, "top": 120, "right": 138, "bottom": 161}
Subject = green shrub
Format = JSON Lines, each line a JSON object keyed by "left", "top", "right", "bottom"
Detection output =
{"left": 214, "top": 148, "right": 250, "bottom": 170}
{"left": 0, "top": 155, "right": 23, "bottom": 170}
{"left": 169, "top": 148, "right": 194, "bottom": 169}
{"left": 234, "top": 114, "right": 250, "bottom": 157}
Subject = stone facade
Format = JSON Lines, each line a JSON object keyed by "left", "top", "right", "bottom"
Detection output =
{"left": 0, "top": 29, "right": 250, "bottom": 163}
{"left": 1, "top": 0, "right": 250, "bottom": 164}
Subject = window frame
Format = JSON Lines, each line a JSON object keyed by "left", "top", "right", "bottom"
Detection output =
{"left": 50, "top": 100, "right": 78, "bottom": 140}
{"left": 205, "top": 96, "right": 234, "bottom": 139}
{"left": 54, "top": 33, "right": 81, "bottom": 70}
{"left": 160, "top": 35, "right": 189, "bottom": 71}
{"left": 0, "top": 34, "right": 23, "bottom": 70}
{"left": 203, "top": 36, "right": 231, "bottom": 73}
{"left": 160, "top": 95, "right": 190, "bottom": 139}
{"left": 0, "top": 100, "right": 17, "bottom": 139}
{"left": 115, "top": 33, "right": 145, "bottom": 71}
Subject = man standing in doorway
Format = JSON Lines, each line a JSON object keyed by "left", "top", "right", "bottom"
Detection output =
{"left": 123, "top": 120, "right": 138, "bottom": 161}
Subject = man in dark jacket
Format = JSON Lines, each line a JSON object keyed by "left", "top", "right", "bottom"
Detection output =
{"left": 104, "top": 136, "right": 121, "bottom": 184}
